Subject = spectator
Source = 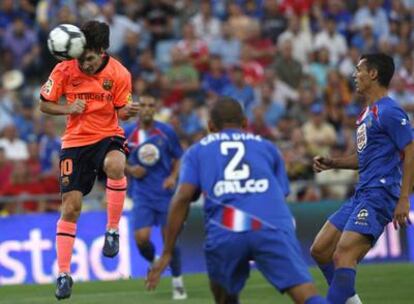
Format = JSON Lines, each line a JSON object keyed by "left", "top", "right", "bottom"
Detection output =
{"left": 208, "top": 22, "right": 241, "bottom": 67}
{"left": 177, "top": 97, "right": 204, "bottom": 141}
{"left": 190, "top": 0, "right": 221, "bottom": 43}
{"left": 261, "top": 0, "right": 287, "bottom": 43}
{"left": 244, "top": 22, "right": 276, "bottom": 67}
{"left": 314, "top": 16, "right": 347, "bottom": 65}
{"left": 0, "top": 147, "right": 12, "bottom": 192}
{"left": 222, "top": 65, "right": 255, "bottom": 111}
{"left": 278, "top": 14, "right": 313, "bottom": 65}
{"left": 248, "top": 105, "right": 275, "bottom": 140}
{"left": 0, "top": 161, "right": 45, "bottom": 214}
{"left": 38, "top": 117, "right": 61, "bottom": 174}
{"left": 306, "top": 47, "right": 332, "bottom": 89}
{"left": 3, "top": 16, "right": 40, "bottom": 76}
{"left": 97, "top": 1, "right": 140, "bottom": 54}
{"left": 273, "top": 39, "right": 303, "bottom": 89}
{"left": 351, "top": 19, "right": 378, "bottom": 54}
{"left": 227, "top": 2, "right": 258, "bottom": 42}
{"left": 301, "top": 103, "right": 336, "bottom": 156}
{"left": 0, "top": 123, "right": 29, "bottom": 161}
{"left": 239, "top": 44, "right": 265, "bottom": 86}
{"left": 138, "top": 0, "right": 176, "bottom": 50}
{"left": 250, "top": 81, "right": 285, "bottom": 127}
{"left": 161, "top": 47, "right": 199, "bottom": 107}
{"left": 117, "top": 30, "right": 143, "bottom": 77}
{"left": 201, "top": 55, "right": 230, "bottom": 99}
{"left": 353, "top": 0, "right": 389, "bottom": 38}
{"left": 176, "top": 23, "right": 209, "bottom": 72}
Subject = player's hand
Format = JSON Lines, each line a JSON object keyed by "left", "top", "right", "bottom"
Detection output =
{"left": 68, "top": 99, "right": 86, "bottom": 114}
{"left": 145, "top": 253, "right": 171, "bottom": 291}
{"left": 393, "top": 197, "right": 411, "bottom": 230}
{"left": 313, "top": 156, "right": 334, "bottom": 172}
{"left": 163, "top": 176, "right": 176, "bottom": 190}
{"left": 125, "top": 102, "right": 140, "bottom": 117}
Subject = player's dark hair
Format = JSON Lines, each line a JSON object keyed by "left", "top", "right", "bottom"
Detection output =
{"left": 360, "top": 53, "right": 395, "bottom": 88}
{"left": 81, "top": 21, "right": 109, "bottom": 51}
{"left": 210, "top": 97, "right": 245, "bottom": 130}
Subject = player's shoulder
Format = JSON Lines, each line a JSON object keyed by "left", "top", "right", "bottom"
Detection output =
{"left": 154, "top": 120, "right": 175, "bottom": 133}
{"left": 50, "top": 59, "right": 77, "bottom": 75}
{"left": 107, "top": 56, "right": 131, "bottom": 77}
{"left": 377, "top": 96, "right": 407, "bottom": 116}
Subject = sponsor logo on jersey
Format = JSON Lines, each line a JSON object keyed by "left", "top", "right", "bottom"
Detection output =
{"left": 213, "top": 179, "right": 269, "bottom": 196}
{"left": 355, "top": 208, "right": 369, "bottom": 226}
{"left": 356, "top": 123, "right": 367, "bottom": 152}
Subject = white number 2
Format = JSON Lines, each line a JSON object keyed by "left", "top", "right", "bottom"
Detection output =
{"left": 220, "top": 142, "right": 250, "bottom": 180}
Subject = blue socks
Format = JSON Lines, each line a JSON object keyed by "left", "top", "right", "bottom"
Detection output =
{"left": 319, "top": 262, "right": 335, "bottom": 285}
{"left": 170, "top": 246, "right": 182, "bottom": 277}
{"left": 305, "top": 295, "right": 328, "bottom": 304}
{"left": 137, "top": 241, "right": 155, "bottom": 263}
{"left": 327, "top": 267, "right": 356, "bottom": 304}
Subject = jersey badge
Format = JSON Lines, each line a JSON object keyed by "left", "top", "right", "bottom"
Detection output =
{"left": 138, "top": 143, "right": 160, "bottom": 166}
{"left": 103, "top": 79, "right": 113, "bottom": 90}
{"left": 42, "top": 79, "right": 54, "bottom": 96}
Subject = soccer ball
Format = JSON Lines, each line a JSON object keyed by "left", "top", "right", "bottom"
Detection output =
{"left": 47, "top": 24, "right": 86, "bottom": 61}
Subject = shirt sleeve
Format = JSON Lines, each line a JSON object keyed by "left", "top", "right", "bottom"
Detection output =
{"left": 165, "top": 125, "right": 183, "bottom": 159}
{"left": 380, "top": 105, "right": 413, "bottom": 151}
{"left": 128, "top": 147, "right": 139, "bottom": 165}
{"left": 178, "top": 146, "right": 200, "bottom": 188}
{"left": 40, "top": 65, "right": 67, "bottom": 102}
{"left": 113, "top": 67, "right": 132, "bottom": 108}
{"left": 269, "top": 142, "right": 290, "bottom": 197}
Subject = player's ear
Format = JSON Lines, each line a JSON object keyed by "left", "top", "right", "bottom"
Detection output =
{"left": 207, "top": 120, "right": 217, "bottom": 133}
{"left": 369, "top": 68, "right": 378, "bottom": 82}
{"left": 241, "top": 117, "right": 248, "bottom": 130}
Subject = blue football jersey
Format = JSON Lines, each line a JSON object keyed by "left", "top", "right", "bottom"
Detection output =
{"left": 355, "top": 97, "right": 412, "bottom": 195}
{"left": 126, "top": 121, "right": 183, "bottom": 209}
{"left": 179, "top": 129, "right": 293, "bottom": 233}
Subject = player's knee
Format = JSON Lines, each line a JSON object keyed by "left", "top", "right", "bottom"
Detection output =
{"left": 61, "top": 197, "right": 81, "bottom": 221}
{"left": 136, "top": 239, "right": 152, "bottom": 249}
{"left": 332, "top": 243, "right": 354, "bottom": 266}
{"left": 310, "top": 242, "right": 328, "bottom": 262}
{"left": 105, "top": 161, "right": 125, "bottom": 180}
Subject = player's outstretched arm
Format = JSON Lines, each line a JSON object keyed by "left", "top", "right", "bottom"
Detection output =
{"left": 117, "top": 102, "right": 139, "bottom": 120}
{"left": 313, "top": 153, "right": 358, "bottom": 172}
{"left": 146, "top": 183, "right": 197, "bottom": 290}
{"left": 393, "top": 141, "right": 414, "bottom": 229}
{"left": 39, "top": 99, "right": 85, "bottom": 115}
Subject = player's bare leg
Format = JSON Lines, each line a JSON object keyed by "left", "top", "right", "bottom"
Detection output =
{"left": 55, "top": 191, "right": 82, "bottom": 300}
{"left": 162, "top": 227, "right": 187, "bottom": 300}
{"left": 286, "top": 283, "right": 327, "bottom": 304}
{"left": 310, "top": 221, "right": 342, "bottom": 284}
{"left": 102, "top": 150, "right": 127, "bottom": 257}
{"left": 135, "top": 227, "right": 156, "bottom": 264}
{"left": 327, "top": 231, "right": 371, "bottom": 304}
{"left": 209, "top": 280, "right": 239, "bottom": 304}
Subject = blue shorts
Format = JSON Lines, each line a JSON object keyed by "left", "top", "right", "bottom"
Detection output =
{"left": 329, "top": 188, "right": 397, "bottom": 244}
{"left": 204, "top": 227, "right": 312, "bottom": 295}
{"left": 130, "top": 204, "right": 168, "bottom": 230}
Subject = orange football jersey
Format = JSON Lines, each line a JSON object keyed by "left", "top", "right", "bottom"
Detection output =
{"left": 40, "top": 57, "right": 132, "bottom": 148}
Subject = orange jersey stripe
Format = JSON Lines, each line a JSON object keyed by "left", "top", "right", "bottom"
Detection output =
{"left": 40, "top": 57, "right": 132, "bottom": 148}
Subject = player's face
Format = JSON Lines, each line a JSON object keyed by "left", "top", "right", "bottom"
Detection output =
{"left": 77, "top": 50, "right": 104, "bottom": 75}
{"left": 353, "top": 59, "right": 370, "bottom": 94}
{"left": 138, "top": 97, "right": 156, "bottom": 124}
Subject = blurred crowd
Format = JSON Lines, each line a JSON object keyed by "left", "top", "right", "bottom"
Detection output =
{"left": 1, "top": 0, "right": 414, "bottom": 215}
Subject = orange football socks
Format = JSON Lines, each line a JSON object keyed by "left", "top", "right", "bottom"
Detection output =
{"left": 106, "top": 177, "right": 127, "bottom": 231}
{"left": 56, "top": 219, "right": 77, "bottom": 274}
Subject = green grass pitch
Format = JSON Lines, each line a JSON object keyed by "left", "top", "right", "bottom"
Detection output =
{"left": 0, "top": 263, "right": 413, "bottom": 303}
